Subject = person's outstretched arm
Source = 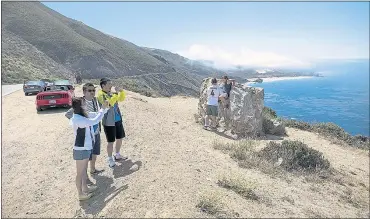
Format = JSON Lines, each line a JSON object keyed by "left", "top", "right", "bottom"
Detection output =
{"left": 96, "top": 91, "right": 106, "bottom": 105}
{"left": 65, "top": 108, "right": 74, "bottom": 119}
{"left": 97, "top": 89, "right": 126, "bottom": 106}
{"left": 75, "top": 108, "right": 108, "bottom": 128}
{"left": 108, "top": 89, "right": 126, "bottom": 105}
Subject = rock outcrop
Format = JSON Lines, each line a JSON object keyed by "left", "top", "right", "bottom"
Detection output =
{"left": 263, "top": 118, "right": 286, "bottom": 135}
{"left": 198, "top": 77, "right": 264, "bottom": 137}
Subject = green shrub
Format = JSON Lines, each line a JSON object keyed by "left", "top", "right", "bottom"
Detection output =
{"left": 257, "top": 140, "right": 331, "bottom": 172}
{"left": 263, "top": 106, "right": 277, "bottom": 119}
{"left": 281, "top": 118, "right": 369, "bottom": 149}
{"left": 313, "top": 122, "right": 351, "bottom": 141}
{"left": 280, "top": 119, "right": 313, "bottom": 131}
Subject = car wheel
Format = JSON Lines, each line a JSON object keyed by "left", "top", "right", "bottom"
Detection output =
{"left": 36, "top": 107, "right": 42, "bottom": 112}
{"left": 25, "top": 93, "right": 28, "bottom": 96}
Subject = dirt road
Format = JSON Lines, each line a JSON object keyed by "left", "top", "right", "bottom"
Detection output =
{"left": 2, "top": 89, "right": 369, "bottom": 218}
{"left": 1, "top": 84, "right": 23, "bottom": 96}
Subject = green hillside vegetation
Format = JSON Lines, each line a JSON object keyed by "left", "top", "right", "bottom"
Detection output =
{"left": 1, "top": 2, "right": 230, "bottom": 96}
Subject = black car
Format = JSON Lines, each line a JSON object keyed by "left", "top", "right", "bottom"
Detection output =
{"left": 23, "top": 80, "right": 47, "bottom": 96}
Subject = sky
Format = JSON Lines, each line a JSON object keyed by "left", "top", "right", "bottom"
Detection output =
{"left": 43, "top": 2, "right": 369, "bottom": 69}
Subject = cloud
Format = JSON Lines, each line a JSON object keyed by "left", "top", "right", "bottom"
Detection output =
{"left": 177, "top": 44, "right": 312, "bottom": 69}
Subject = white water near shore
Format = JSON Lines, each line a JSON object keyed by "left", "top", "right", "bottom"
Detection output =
{"left": 246, "top": 76, "right": 314, "bottom": 85}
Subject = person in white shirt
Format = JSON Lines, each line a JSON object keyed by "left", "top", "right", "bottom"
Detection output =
{"left": 70, "top": 97, "right": 109, "bottom": 201}
{"left": 204, "top": 78, "right": 226, "bottom": 130}
{"left": 65, "top": 83, "right": 104, "bottom": 179}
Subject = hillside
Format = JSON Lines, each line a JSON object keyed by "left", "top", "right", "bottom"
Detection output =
{"left": 1, "top": 2, "right": 223, "bottom": 96}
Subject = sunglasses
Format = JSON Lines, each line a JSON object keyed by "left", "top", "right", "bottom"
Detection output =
{"left": 87, "top": 89, "right": 96, "bottom": 92}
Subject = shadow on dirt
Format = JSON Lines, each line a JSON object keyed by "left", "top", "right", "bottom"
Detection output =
{"left": 37, "top": 107, "right": 69, "bottom": 115}
{"left": 79, "top": 174, "right": 129, "bottom": 216}
{"left": 113, "top": 159, "right": 143, "bottom": 179}
{"left": 77, "top": 159, "right": 142, "bottom": 216}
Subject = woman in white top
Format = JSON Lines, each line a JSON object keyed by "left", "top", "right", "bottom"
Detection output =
{"left": 70, "top": 97, "right": 109, "bottom": 201}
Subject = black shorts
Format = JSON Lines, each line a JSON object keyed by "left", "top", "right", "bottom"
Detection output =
{"left": 103, "top": 121, "right": 126, "bottom": 143}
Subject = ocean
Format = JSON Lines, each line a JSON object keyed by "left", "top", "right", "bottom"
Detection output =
{"left": 250, "top": 60, "right": 369, "bottom": 136}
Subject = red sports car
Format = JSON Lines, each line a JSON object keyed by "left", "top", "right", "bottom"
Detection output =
{"left": 36, "top": 80, "right": 75, "bottom": 112}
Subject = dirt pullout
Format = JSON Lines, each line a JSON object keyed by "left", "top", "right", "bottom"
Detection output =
{"left": 2, "top": 89, "right": 369, "bottom": 218}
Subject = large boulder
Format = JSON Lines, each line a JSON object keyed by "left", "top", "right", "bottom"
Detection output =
{"left": 262, "top": 106, "right": 286, "bottom": 136}
{"left": 263, "top": 118, "right": 286, "bottom": 135}
{"left": 198, "top": 78, "right": 264, "bottom": 137}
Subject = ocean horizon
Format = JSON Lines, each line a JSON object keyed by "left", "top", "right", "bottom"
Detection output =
{"left": 249, "top": 61, "right": 369, "bottom": 136}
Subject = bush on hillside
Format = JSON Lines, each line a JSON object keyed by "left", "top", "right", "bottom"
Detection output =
{"left": 257, "top": 140, "right": 331, "bottom": 172}
{"left": 263, "top": 106, "right": 277, "bottom": 119}
{"left": 281, "top": 118, "right": 369, "bottom": 149}
{"left": 313, "top": 122, "right": 351, "bottom": 141}
{"left": 280, "top": 119, "right": 313, "bottom": 131}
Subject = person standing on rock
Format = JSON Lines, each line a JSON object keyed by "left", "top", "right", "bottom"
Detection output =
{"left": 219, "top": 75, "right": 235, "bottom": 108}
{"left": 97, "top": 78, "right": 128, "bottom": 168}
{"left": 204, "top": 78, "right": 224, "bottom": 130}
{"left": 69, "top": 97, "right": 109, "bottom": 201}
{"left": 66, "top": 83, "right": 105, "bottom": 179}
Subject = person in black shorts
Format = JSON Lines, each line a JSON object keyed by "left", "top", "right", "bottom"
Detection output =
{"left": 97, "top": 78, "right": 128, "bottom": 168}
{"left": 104, "top": 121, "right": 125, "bottom": 143}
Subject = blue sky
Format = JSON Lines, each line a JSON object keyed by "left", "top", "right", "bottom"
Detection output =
{"left": 43, "top": 2, "right": 369, "bottom": 68}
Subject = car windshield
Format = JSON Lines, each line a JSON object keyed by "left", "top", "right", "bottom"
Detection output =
{"left": 26, "top": 81, "right": 40, "bottom": 85}
{"left": 45, "top": 85, "right": 69, "bottom": 91}
{"left": 54, "top": 80, "right": 71, "bottom": 86}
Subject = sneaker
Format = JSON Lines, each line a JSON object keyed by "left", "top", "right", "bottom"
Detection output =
{"left": 107, "top": 157, "right": 116, "bottom": 168}
{"left": 90, "top": 169, "right": 104, "bottom": 175}
{"left": 86, "top": 185, "right": 98, "bottom": 193}
{"left": 86, "top": 177, "right": 94, "bottom": 186}
{"left": 79, "top": 193, "right": 93, "bottom": 201}
{"left": 114, "top": 153, "right": 128, "bottom": 161}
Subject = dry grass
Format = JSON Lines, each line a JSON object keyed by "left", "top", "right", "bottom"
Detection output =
{"left": 230, "top": 141, "right": 257, "bottom": 161}
{"left": 196, "top": 192, "right": 239, "bottom": 218}
{"left": 213, "top": 140, "right": 255, "bottom": 156}
{"left": 213, "top": 140, "right": 280, "bottom": 176}
{"left": 196, "top": 192, "right": 224, "bottom": 215}
{"left": 339, "top": 187, "right": 367, "bottom": 209}
{"left": 217, "top": 175, "right": 259, "bottom": 201}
